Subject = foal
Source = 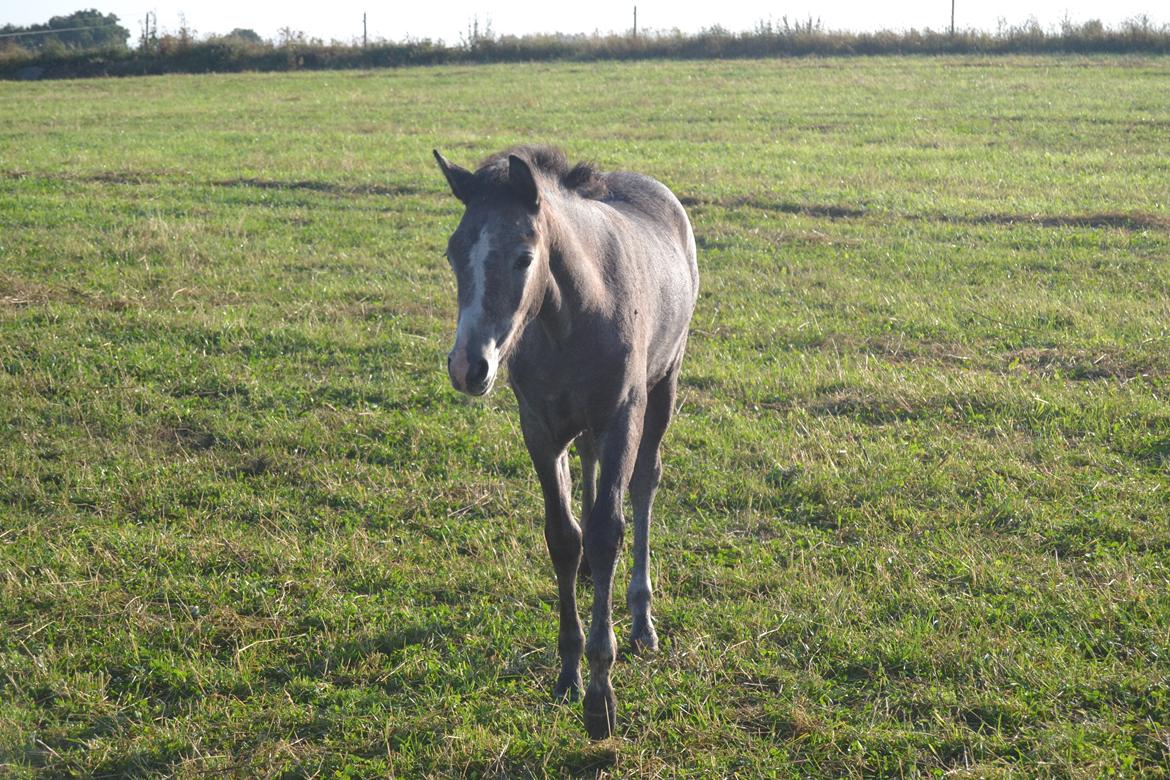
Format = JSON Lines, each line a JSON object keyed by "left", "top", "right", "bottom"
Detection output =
{"left": 433, "top": 145, "right": 698, "bottom": 739}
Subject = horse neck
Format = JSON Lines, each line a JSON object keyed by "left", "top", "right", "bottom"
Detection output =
{"left": 542, "top": 194, "right": 609, "bottom": 325}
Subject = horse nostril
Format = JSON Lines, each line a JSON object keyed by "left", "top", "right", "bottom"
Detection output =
{"left": 467, "top": 358, "right": 489, "bottom": 387}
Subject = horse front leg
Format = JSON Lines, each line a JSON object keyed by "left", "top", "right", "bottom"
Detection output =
{"left": 520, "top": 407, "right": 584, "bottom": 702}
{"left": 627, "top": 369, "right": 679, "bottom": 653}
{"left": 583, "top": 398, "right": 644, "bottom": 739}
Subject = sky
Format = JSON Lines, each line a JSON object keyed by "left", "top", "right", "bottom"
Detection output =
{"left": 2, "top": 0, "right": 1166, "bottom": 45}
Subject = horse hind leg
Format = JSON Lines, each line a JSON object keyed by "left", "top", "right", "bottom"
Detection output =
{"left": 627, "top": 372, "right": 677, "bottom": 654}
{"left": 549, "top": 452, "right": 585, "bottom": 702}
{"left": 575, "top": 432, "right": 598, "bottom": 581}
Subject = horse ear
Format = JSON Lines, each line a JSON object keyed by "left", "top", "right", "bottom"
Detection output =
{"left": 508, "top": 154, "right": 540, "bottom": 211}
{"left": 433, "top": 149, "right": 474, "bottom": 204}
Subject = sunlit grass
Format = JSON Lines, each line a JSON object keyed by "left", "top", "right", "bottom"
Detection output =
{"left": 1, "top": 56, "right": 1168, "bottom": 777}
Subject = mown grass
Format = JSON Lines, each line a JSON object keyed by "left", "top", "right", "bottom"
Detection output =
{"left": 1, "top": 56, "right": 1168, "bottom": 777}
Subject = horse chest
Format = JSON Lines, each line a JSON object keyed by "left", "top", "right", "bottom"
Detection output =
{"left": 509, "top": 350, "right": 592, "bottom": 425}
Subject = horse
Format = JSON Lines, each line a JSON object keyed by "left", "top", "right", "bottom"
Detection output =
{"left": 432, "top": 145, "right": 698, "bottom": 739}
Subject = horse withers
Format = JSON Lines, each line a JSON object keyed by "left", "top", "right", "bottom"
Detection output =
{"left": 432, "top": 145, "right": 698, "bottom": 739}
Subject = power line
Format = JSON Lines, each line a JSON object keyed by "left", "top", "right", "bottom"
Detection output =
{"left": 0, "top": 23, "right": 123, "bottom": 39}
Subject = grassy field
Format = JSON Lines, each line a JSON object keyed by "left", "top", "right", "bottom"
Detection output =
{"left": 1, "top": 56, "right": 1168, "bottom": 777}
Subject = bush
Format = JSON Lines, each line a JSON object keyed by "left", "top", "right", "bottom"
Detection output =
{"left": 3, "top": 19, "right": 1169, "bottom": 80}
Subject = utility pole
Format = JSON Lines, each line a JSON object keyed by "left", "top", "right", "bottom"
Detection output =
{"left": 140, "top": 11, "right": 155, "bottom": 51}
{"left": 950, "top": 0, "right": 955, "bottom": 35}
{"left": 633, "top": 5, "right": 637, "bottom": 38}
{"left": 363, "top": 12, "right": 368, "bottom": 47}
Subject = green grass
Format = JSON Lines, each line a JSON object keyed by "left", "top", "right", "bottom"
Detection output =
{"left": 1, "top": 56, "right": 1168, "bottom": 777}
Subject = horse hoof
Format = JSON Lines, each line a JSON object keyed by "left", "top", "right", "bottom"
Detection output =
{"left": 631, "top": 617, "right": 658, "bottom": 654}
{"left": 631, "top": 628, "right": 658, "bottom": 654}
{"left": 583, "top": 685, "right": 617, "bottom": 740}
{"left": 553, "top": 671, "right": 582, "bottom": 703}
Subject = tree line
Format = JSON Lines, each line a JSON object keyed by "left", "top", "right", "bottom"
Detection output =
{"left": 3, "top": 10, "right": 1169, "bottom": 80}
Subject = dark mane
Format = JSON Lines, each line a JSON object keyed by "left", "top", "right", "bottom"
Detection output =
{"left": 475, "top": 145, "right": 608, "bottom": 200}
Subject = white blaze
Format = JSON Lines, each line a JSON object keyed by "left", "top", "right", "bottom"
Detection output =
{"left": 456, "top": 227, "right": 490, "bottom": 341}
{"left": 455, "top": 226, "right": 499, "bottom": 368}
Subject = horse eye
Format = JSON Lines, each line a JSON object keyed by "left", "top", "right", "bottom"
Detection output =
{"left": 514, "top": 252, "right": 533, "bottom": 271}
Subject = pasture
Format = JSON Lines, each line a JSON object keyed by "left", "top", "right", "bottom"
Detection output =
{"left": 1, "top": 56, "right": 1168, "bottom": 777}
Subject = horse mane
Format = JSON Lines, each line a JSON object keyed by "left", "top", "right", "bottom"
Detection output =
{"left": 475, "top": 145, "right": 608, "bottom": 201}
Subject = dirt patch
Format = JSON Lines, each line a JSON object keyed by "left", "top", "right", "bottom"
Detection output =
{"left": 0, "top": 277, "right": 130, "bottom": 310}
{"left": 85, "top": 170, "right": 160, "bottom": 185}
{"left": 809, "top": 387, "right": 922, "bottom": 424}
{"left": 933, "top": 210, "right": 1170, "bottom": 232}
{"left": 679, "top": 194, "right": 867, "bottom": 219}
{"left": 1006, "top": 347, "right": 1164, "bottom": 381}
{"left": 155, "top": 425, "right": 216, "bottom": 451}
{"left": 1, "top": 169, "right": 159, "bottom": 186}
{"left": 2, "top": 169, "right": 422, "bottom": 200}
{"left": 211, "top": 178, "right": 423, "bottom": 199}
{"left": 675, "top": 192, "right": 1168, "bottom": 233}
{"left": 820, "top": 333, "right": 974, "bottom": 365}
{"left": 0, "top": 280, "right": 53, "bottom": 307}
{"left": 235, "top": 454, "right": 272, "bottom": 477}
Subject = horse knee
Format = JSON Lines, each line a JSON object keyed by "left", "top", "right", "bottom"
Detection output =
{"left": 583, "top": 519, "right": 623, "bottom": 568}
{"left": 585, "top": 627, "right": 617, "bottom": 668}
{"left": 544, "top": 519, "right": 582, "bottom": 566}
{"left": 643, "top": 450, "right": 662, "bottom": 481}
{"left": 630, "top": 457, "right": 661, "bottom": 505}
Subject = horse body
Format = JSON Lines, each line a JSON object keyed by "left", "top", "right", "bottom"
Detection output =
{"left": 433, "top": 146, "right": 697, "bottom": 739}
{"left": 510, "top": 171, "right": 696, "bottom": 421}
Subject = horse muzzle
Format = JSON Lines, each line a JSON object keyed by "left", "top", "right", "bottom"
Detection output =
{"left": 447, "top": 345, "right": 498, "bottom": 396}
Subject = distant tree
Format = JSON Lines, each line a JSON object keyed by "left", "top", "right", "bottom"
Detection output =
{"left": 0, "top": 9, "right": 130, "bottom": 51}
{"left": 176, "top": 12, "right": 195, "bottom": 47}
{"left": 226, "top": 28, "right": 264, "bottom": 44}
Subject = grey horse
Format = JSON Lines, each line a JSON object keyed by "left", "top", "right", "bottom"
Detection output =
{"left": 432, "top": 145, "right": 698, "bottom": 739}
